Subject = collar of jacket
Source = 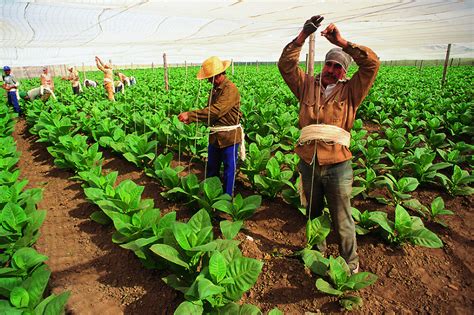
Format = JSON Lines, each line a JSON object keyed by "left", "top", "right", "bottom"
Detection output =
{"left": 214, "top": 76, "right": 229, "bottom": 91}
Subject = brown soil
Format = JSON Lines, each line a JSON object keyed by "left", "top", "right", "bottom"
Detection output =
{"left": 13, "top": 118, "right": 473, "bottom": 314}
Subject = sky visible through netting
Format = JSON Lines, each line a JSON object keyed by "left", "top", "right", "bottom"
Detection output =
{"left": 1, "top": 0, "right": 473, "bottom": 66}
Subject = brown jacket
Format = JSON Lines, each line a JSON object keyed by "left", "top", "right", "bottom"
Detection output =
{"left": 278, "top": 40, "right": 380, "bottom": 165}
{"left": 188, "top": 77, "right": 242, "bottom": 148}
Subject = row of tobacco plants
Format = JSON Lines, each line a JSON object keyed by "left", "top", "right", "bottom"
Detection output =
{"left": 20, "top": 92, "right": 282, "bottom": 314}
{"left": 18, "top": 63, "right": 473, "bottom": 311}
{"left": 0, "top": 105, "right": 70, "bottom": 313}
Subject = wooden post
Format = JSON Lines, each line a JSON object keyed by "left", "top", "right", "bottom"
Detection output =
{"left": 441, "top": 44, "right": 451, "bottom": 87}
{"left": 414, "top": 60, "right": 417, "bottom": 67}
{"left": 457, "top": 58, "right": 461, "bottom": 66}
{"left": 419, "top": 60, "right": 423, "bottom": 70}
{"left": 305, "top": 53, "right": 309, "bottom": 74}
{"left": 449, "top": 58, "right": 454, "bottom": 67}
{"left": 308, "top": 33, "right": 315, "bottom": 76}
{"left": 163, "top": 53, "right": 169, "bottom": 91}
{"left": 231, "top": 59, "right": 234, "bottom": 75}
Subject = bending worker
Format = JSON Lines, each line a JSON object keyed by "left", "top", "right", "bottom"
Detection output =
{"left": 1, "top": 66, "right": 21, "bottom": 114}
{"left": 95, "top": 56, "right": 114, "bottom": 101}
{"left": 62, "top": 66, "right": 81, "bottom": 95}
{"left": 20, "top": 86, "right": 54, "bottom": 102}
{"left": 278, "top": 16, "right": 380, "bottom": 274}
{"left": 178, "top": 56, "right": 244, "bottom": 196}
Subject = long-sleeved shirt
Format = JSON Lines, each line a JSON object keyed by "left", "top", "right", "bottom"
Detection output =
{"left": 188, "top": 77, "right": 242, "bottom": 148}
{"left": 278, "top": 39, "right": 380, "bottom": 165}
{"left": 65, "top": 70, "right": 80, "bottom": 87}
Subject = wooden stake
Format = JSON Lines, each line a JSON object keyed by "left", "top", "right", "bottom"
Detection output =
{"left": 441, "top": 43, "right": 451, "bottom": 87}
{"left": 231, "top": 59, "right": 234, "bottom": 75}
{"left": 308, "top": 33, "right": 315, "bottom": 76}
{"left": 305, "top": 53, "right": 309, "bottom": 74}
{"left": 163, "top": 53, "right": 169, "bottom": 91}
{"left": 419, "top": 60, "right": 423, "bottom": 70}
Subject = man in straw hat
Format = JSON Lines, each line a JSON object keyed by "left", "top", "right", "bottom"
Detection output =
{"left": 62, "top": 66, "right": 81, "bottom": 95}
{"left": 278, "top": 16, "right": 380, "bottom": 274}
{"left": 178, "top": 56, "right": 244, "bottom": 196}
{"left": 95, "top": 56, "right": 115, "bottom": 101}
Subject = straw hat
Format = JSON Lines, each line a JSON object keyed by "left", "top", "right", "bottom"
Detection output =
{"left": 197, "top": 56, "right": 231, "bottom": 80}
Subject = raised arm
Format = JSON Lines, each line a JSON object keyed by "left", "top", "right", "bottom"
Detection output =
{"left": 321, "top": 23, "right": 380, "bottom": 108}
{"left": 95, "top": 56, "right": 105, "bottom": 72}
{"left": 278, "top": 15, "right": 324, "bottom": 100}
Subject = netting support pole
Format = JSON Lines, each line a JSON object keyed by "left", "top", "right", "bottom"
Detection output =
{"left": 82, "top": 62, "right": 86, "bottom": 80}
{"left": 231, "top": 59, "right": 234, "bottom": 75}
{"left": 308, "top": 33, "right": 315, "bottom": 76}
{"left": 419, "top": 60, "right": 423, "bottom": 70}
{"left": 441, "top": 44, "right": 451, "bottom": 88}
{"left": 163, "top": 53, "right": 169, "bottom": 91}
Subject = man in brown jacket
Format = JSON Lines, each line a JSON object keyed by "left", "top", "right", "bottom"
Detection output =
{"left": 278, "top": 15, "right": 380, "bottom": 273}
{"left": 178, "top": 56, "right": 243, "bottom": 196}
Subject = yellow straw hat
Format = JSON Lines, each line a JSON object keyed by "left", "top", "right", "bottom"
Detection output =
{"left": 197, "top": 56, "right": 231, "bottom": 80}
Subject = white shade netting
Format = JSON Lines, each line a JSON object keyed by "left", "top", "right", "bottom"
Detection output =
{"left": 1, "top": 0, "right": 473, "bottom": 67}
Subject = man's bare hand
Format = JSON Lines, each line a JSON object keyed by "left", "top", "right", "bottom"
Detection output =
{"left": 321, "top": 23, "right": 348, "bottom": 48}
{"left": 178, "top": 112, "right": 190, "bottom": 124}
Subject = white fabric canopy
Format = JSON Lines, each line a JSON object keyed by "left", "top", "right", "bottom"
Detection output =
{"left": 1, "top": 0, "right": 473, "bottom": 66}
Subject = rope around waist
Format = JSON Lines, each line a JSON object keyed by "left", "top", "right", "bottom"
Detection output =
{"left": 209, "top": 124, "right": 246, "bottom": 161}
{"left": 298, "top": 124, "right": 351, "bottom": 147}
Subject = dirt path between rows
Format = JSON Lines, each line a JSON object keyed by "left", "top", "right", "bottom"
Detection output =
{"left": 13, "top": 119, "right": 178, "bottom": 314}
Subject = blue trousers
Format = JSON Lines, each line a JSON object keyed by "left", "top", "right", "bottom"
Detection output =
{"left": 7, "top": 91, "right": 20, "bottom": 114}
{"left": 207, "top": 143, "right": 239, "bottom": 196}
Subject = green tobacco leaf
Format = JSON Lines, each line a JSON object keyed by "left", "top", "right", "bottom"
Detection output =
{"left": 150, "top": 244, "right": 189, "bottom": 268}
{"left": 220, "top": 220, "right": 243, "bottom": 240}
{"left": 209, "top": 251, "right": 227, "bottom": 284}
{"left": 10, "top": 287, "right": 29, "bottom": 308}
{"left": 315, "top": 278, "right": 343, "bottom": 296}
{"left": 225, "top": 257, "right": 263, "bottom": 301}
{"left": 174, "top": 301, "right": 203, "bottom": 315}
{"left": 340, "top": 295, "right": 363, "bottom": 310}
{"left": 90, "top": 210, "right": 112, "bottom": 225}
{"left": 196, "top": 277, "right": 225, "bottom": 300}
{"left": 268, "top": 307, "right": 284, "bottom": 315}
{"left": 299, "top": 248, "right": 328, "bottom": 277}
{"left": 345, "top": 272, "right": 378, "bottom": 290}
{"left": 12, "top": 248, "right": 48, "bottom": 272}
{"left": 409, "top": 228, "right": 443, "bottom": 248}
{"left": 328, "top": 256, "right": 349, "bottom": 286}
{"left": 21, "top": 265, "right": 51, "bottom": 308}
{"left": 188, "top": 209, "right": 212, "bottom": 234}
{"left": 394, "top": 205, "right": 412, "bottom": 236}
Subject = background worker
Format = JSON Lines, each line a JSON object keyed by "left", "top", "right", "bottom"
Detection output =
{"left": 40, "top": 66, "right": 55, "bottom": 92}
{"left": 178, "top": 56, "right": 244, "bottom": 196}
{"left": 1, "top": 66, "right": 21, "bottom": 114}
{"left": 62, "top": 66, "right": 81, "bottom": 95}
{"left": 115, "top": 71, "right": 131, "bottom": 86}
{"left": 19, "top": 86, "right": 54, "bottom": 102}
{"left": 95, "top": 56, "right": 114, "bottom": 101}
{"left": 278, "top": 15, "right": 380, "bottom": 274}
{"left": 84, "top": 79, "right": 97, "bottom": 88}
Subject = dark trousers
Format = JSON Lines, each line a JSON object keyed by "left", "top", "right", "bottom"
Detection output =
{"left": 7, "top": 91, "right": 20, "bottom": 114}
{"left": 299, "top": 158, "right": 358, "bottom": 270}
{"left": 207, "top": 143, "right": 239, "bottom": 196}
{"left": 72, "top": 86, "right": 80, "bottom": 95}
